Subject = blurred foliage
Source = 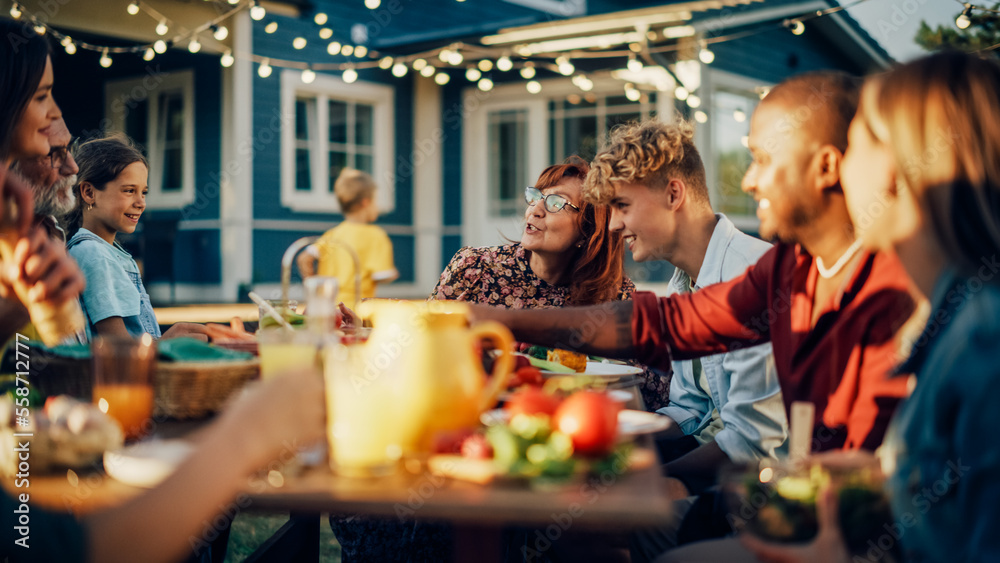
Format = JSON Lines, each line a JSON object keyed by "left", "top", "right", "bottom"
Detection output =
{"left": 916, "top": 3, "right": 1000, "bottom": 56}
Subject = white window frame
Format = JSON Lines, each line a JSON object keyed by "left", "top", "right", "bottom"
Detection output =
{"left": 502, "top": 0, "right": 586, "bottom": 15}
{"left": 697, "top": 68, "right": 771, "bottom": 233}
{"left": 104, "top": 70, "right": 196, "bottom": 209}
{"left": 280, "top": 69, "right": 395, "bottom": 213}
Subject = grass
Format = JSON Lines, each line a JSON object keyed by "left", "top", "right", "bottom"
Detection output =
{"left": 225, "top": 511, "right": 342, "bottom": 562}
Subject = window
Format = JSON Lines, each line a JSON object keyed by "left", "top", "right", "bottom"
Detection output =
{"left": 487, "top": 109, "right": 529, "bottom": 217}
{"left": 281, "top": 70, "right": 394, "bottom": 213}
{"left": 105, "top": 70, "right": 195, "bottom": 209}
{"left": 711, "top": 89, "right": 757, "bottom": 219}
{"left": 549, "top": 93, "right": 656, "bottom": 163}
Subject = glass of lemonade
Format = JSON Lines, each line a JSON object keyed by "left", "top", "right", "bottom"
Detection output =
{"left": 257, "top": 327, "right": 320, "bottom": 380}
{"left": 92, "top": 334, "right": 157, "bottom": 441}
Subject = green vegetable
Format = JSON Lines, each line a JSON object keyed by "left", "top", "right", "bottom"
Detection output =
{"left": 525, "top": 346, "right": 549, "bottom": 360}
{"left": 527, "top": 357, "right": 575, "bottom": 373}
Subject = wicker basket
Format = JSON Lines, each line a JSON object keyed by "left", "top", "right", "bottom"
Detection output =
{"left": 153, "top": 359, "right": 260, "bottom": 419}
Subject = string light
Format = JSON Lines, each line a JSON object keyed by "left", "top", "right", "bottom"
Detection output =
{"left": 188, "top": 38, "right": 201, "bottom": 53}
{"left": 477, "top": 77, "right": 494, "bottom": 91}
{"left": 64, "top": 41, "right": 76, "bottom": 55}
{"left": 674, "top": 86, "right": 689, "bottom": 101}
{"left": 265, "top": 22, "right": 278, "bottom": 33}
{"left": 365, "top": 0, "right": 381, "bottom": 8}
{"left": 258, "top": 58, "right": 272, "bottom": 78}
{"left": 293, "top": 37, "right": 307, "bottom": 49}
{"left": 33, "top": 24, "right": 45, "bottom": 35}
{"left": 434, "top": 72, "right": 450, "bottom": 85}
{"left": 314, "top": 13, "right": 328, "bottom": 25}
{"left": 699, "top": 46, "right": 715, "bottom": 64}
{"left": 153, "top": 39, "right": 167, "bottom": 54}
{"left": 733, "top": 109, "right": 746, "bottom": 122}
{"left": 694, "top": 110, "right": 708, "bottom": 123}
{"left": 99, "top": 49, "right": 112, "bottom": 68}
{"left": 556, "top": 56, "right": 574, "bottom": 76}
{"left": 327, "top": 41, "right": 342, "bottom": 55}
{"left": 412, "top": 58, "right": 428, "bottom": 71}
{"left": 438, "top": 49, "right": 451, "bottom": 63}
{"left": 143, "top": 48, "right": 155, "bottom": 61}
{"left": 155, "top": 20, "right": 169, "bottom": 36}
{"left": 378, "top": 56, "right": 394, "bottom": 69}
{"left": 686, "top": 95, "right": 702, "bottom": 108}
{"left": 213, "top": 25, "right": 229, "bottom": 41}
{"left": 420, "top": 64, "right": 436, "bottom": 77}
{"left": 625, "top": 84, "right": 641, "bottom": 102}
{"left": 220, "top": 50, "right": 235, "bottom": 67}
{"left": 447, "top": 50, "right": 464, "bottom": 65}
{"left": 478, "top": 59, "right": 493, "bottom": 72}
{"left": 496, "top": 56, "right": 513, "bottom": 71}
{"left": 785, "top": 19, "right": 805, "bottom": 35}
{"left": 957, "top": 4, "right": 972, "bottom": 29}
{"left": 355, "top": 46, "right": 368, "bottom": 57}
{"left": 9, "top": 3, "right": 21, "bottom": 19}
{"left": 319, "top": 28, "right": 333, "bottom": 39}
{"left": 526, "top": 80, "right": 541, "bottom": 94}
{"left": 340, "top": 44, "right": 354, "bottom": 56}
{"left": 127, "top": 1, "right": 140, "bottom": 16}
{"left": 391, "top": 62, "right": 408, "bottom": 77}
{"left": 519, "top": 63, "right": 536, "bottom": 79}
{"left": 343, "top": 67, "right": 358, "bottom": 83}
{"left": 250, "top": 2, "right": 266, "bottom": 21}
{"left": 465, "top": 68, "right": 481, "bottom": 81}
{"left": 301, "top": 68, "right": 316, "bottom": 83}
{"left": 627, "top": 54, "right": 643, "bottom": 73}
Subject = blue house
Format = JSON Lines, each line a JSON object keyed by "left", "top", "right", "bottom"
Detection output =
{"left": 29, "top": 0, "right": 890, "bottom": 303}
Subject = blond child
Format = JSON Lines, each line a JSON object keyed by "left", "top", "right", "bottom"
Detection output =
{"left": 298, "top": 168, "right": 397, "bottom": 307}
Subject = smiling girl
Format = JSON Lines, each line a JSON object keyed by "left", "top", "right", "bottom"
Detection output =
{"left": 64, "top": 134, "right": 206, "bottom": 340}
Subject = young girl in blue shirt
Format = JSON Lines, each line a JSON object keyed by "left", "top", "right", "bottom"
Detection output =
{"left": 65, "top": 134, "right": 206, "bottom": 340}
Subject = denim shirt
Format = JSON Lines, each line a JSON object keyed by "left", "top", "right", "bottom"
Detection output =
{"left": 655, "top": 214, "right": 788, "bottom": 462}
{"left": 885, "top": 269, "right": 1000, "bottom": 562}
{"left": 66, "top": 228, "right": 161, "bottom": 340}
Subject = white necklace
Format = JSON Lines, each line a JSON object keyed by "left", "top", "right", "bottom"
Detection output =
{"left": 815, "top": 239, "right": 864, "bottom": 279}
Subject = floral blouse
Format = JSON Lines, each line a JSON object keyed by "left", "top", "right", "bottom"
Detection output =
{"left": 432, "top": 243, "right": 670, "bottom": 410}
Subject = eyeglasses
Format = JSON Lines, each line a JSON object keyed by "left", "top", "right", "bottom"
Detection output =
{"left": 48, "top": 138, "right": 77, "bottom": 170}
{"left": 524, "top": 186, "right": 581, "bottom": 213}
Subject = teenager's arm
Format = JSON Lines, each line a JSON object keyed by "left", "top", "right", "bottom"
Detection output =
{"left": 296, "top": 250, "right": 317, "bottom": 278}
{"left": 93, "top": 317, "right": 133, "bottom": 339}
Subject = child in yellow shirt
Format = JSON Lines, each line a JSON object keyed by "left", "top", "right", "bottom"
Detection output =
{"left": 297, "top": 169, "right": 398, "bottom": 307}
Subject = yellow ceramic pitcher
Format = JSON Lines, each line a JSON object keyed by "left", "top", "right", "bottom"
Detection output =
{"left": 353, "top": 299, "right": 514, "bottom": 453}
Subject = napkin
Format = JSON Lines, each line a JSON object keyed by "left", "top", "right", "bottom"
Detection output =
{"left": 26, "top": 341, "right": 92, "bottom": 359}
{"left": 157, "top": 338, "right": 253, "bottom": 363}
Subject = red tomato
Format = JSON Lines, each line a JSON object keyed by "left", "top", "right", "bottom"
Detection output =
{"left": 504, "top": 387, "right": 562, "bottom": 418}
{"left": 509, "top": 366, "right": 543, "bottom": 388}
{"left": 431, "top": 428, "right": 476, "bottom": 454}
{"left": 460, "top": 433, "right": 493, "bottom": 459}
{"left": 552, "top": 391, "right": 619, "bottom": 457}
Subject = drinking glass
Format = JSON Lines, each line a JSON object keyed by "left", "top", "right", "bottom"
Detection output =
{"left": 92, "top": 334, "right": 157, "bottom": 441}
{"left": 257, "top": 328, "right": 320, "bottom": 380}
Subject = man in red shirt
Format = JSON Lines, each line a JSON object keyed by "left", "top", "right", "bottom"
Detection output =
{"left": 474, "top": 72, "right": 915, "bottom": 453}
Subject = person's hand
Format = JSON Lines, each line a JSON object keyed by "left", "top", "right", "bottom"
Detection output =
{"left": 1, "top": 167, "right": 34, "bottom": 237}
{"left": 2, "top": 226, "right": 85, "bottom": 305}
{"left": 338, "top": 302, "right": 360, "bottom": 328}
{"left": 216, "top": 368, "right": 326, "bottom": 472}
{"left": 161, "top": 322, "right": 211, "bottom": 342}
{"left": 663, "top": 476, "right": 691, "bottom": 499}
{"left": 741, "top": 485, "right": 851, "bottom": 563}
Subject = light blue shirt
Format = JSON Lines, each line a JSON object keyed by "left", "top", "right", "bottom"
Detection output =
{"left": 66, "top": 228, "right": 161, "bottom": 340}
{"left": 656, "top": 214, "right": 788, "bottom": 462}
{"left": 886, "top": 269, "right": 1000, "bottom": 562}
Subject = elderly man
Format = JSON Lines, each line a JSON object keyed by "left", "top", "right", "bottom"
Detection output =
{"left": 10, "top": 116, "right": 78, "bottom": 240}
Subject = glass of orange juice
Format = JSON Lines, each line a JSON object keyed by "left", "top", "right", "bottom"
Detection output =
{"left": 257, "top": 328, "right": 320, "bottom": 380}
{"left": 92, "top": 334, "right": 157, "bottom": 441}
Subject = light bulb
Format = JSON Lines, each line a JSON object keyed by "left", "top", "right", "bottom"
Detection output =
{"left": 957, "top": 6, "right": 972, "bottom": 29}
{"left": 625, "top": 87, "right": 641, "bottom": 102}
{"left": 188, "top": 38, "right": 201, "bottom": 53}
{"left": 213, "top": 25, "right": 229, "bottom": 41}
{"left": 227, "top": 0, "right": 238, "bottom": 4}
{"left": 64, "top": 42, "right": 76, "bottom": 55}
{"left": 420, "top": 65, "right": 435, "bottom": 77}
{"left": 319, "top": 28, "right": 333, "bottom": 39}
{"left": 627, "top": 56, "right": 643, "bottom": 73}
{"left": 526, "top": 80, "right": 541, "bottom": 94}
{"left": 265, "top": 22, "right": 278, "bottom": 33}
{"left": 699, "top": 47, "right": 715, "bottom": 64}
{"left": 478, "top": 59, "right": 493, "bottom": 72}
{"left": 221, "top": 50, "right": 235, "bottom": 67}
{"left": 477, "top": 77, "right": 494, "bottom": 91}
{"left": 60, "top": 36, "right": 72, "bottom": 47}
{"left": 365, "top": 0, "right": 381, "bottom": 8}
{"left": 343, "top": 68, "right": 358, "bottom": 83}
{"left": 496, "top": 56, "right": 513, "bottom": 71}
{"left": 674, "top": 86, "right": 689, "bottom": 101}
{"left": 438, "top": 49, "right": 451, "bottom": 63}
{"left": 733, "top": 109, "right": 746, "bottom": 123}
{"left": 789, "top": 20, "right": 805, "bottom": 35}
{"left": 156, "top": 20, "right": 169, "bottom": 36}
{"left": 391, "top": 62, "right": 408, "bottom": 77}
{"left": 340, "top": 44, "right": 354, "bottom": 56}
{"left": 327, "top": 41, "right": 342, "bottom": 55}
{"left": 314, "top": 12, "right": 328, "bottom": 25}
{"left": 143, "top": 48, "right": 155, "bottom": 61}
{"left": 301, "top": 69, "right": 316, "bottom": 84}
{"left": 447, "top": 51, "right": 464, "bottom": 65}
{"left": 293, "top": 37, "right": 307, "bottom": 49}
{"left": 153, "top": 39, "right": 167, "bottom": 54}
{"left": 694, "top": 110, "right": 708, "bottom": 123}
{"left": 579, "top": 78, "right": 593, "bottom": 91}
{"left": 250, "top": 5, "right": 266, "bottom": 21}
{"left": 686, "top": 95, "right": 701, "bottom": 108}
{"left": 434, "top": 72, "right": 450, "bottom": 85}
{"left": 378, "top": 56, "right": 393, "bottom": 69}
{"left": 9, "top": 3, "right": 21, "bottom": 19}
{"left": 558, "top": 61, "right": 575, "bottom": 76}
{"left": 520, "top": 65, "right": 535, "bottom": 79}
{"left": 465, "top": 68, "right": 481, "bottom": 81}
{"left": 412, "top": 58, "right": 427, "bottom": 71}
{"left": 33, "top": 25, "right": 45, "bottom": 35}
{"left": 127, "top": 1, "right": 140, "bottom": 15}
{"left": 100, "top": 50, "right": 112, "bottom": 68}
{"left": 354, "top": 45, "right": 367, "bottom": 57}
{"left": 258, "top": 59, "right": 272, "bottom": 78}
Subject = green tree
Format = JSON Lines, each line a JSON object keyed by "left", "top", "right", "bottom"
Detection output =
{"left": 916, "top": 3, "right": 1000, "bottom": 54}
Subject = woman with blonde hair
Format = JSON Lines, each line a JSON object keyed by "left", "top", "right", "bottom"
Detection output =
{"left": 743, "top": 50, "right": 1000, "bottom": 563}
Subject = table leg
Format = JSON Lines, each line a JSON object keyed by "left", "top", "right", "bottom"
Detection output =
{"left": 452, "top": 523, "right": 502, "bottom": 563}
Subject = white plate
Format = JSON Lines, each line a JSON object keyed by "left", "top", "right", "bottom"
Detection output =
{"left": 481, "top": 408, "right": 670, "bottom": 438}
{"left": 541, "top": 361, "right": 643, "bottom": 379}
{"left": 104, "top": 439, "right": 195, "bottom": 488}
